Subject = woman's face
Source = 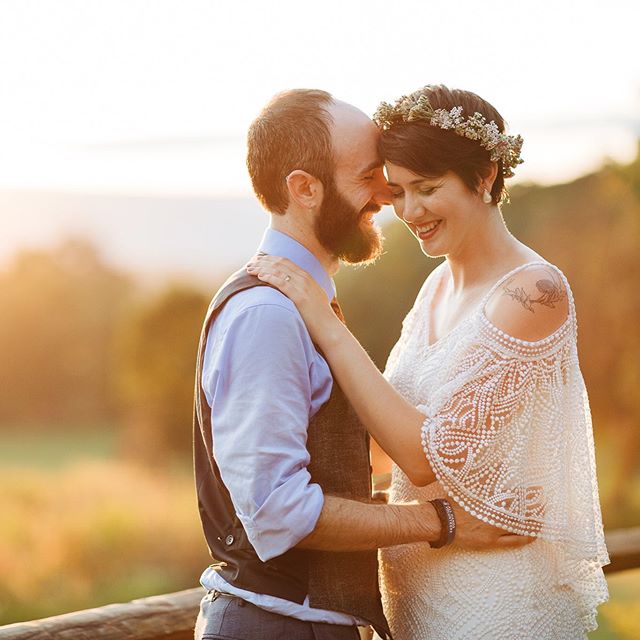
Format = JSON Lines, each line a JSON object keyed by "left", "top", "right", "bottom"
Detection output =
{"left": 385, "top": 162, "right": 485, "bottom": 258}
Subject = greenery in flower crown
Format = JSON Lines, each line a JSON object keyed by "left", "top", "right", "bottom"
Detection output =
{"left": 373, "top": 93, "right": 524, "bottom": 178}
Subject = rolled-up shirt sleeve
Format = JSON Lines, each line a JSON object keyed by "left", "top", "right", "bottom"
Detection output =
{"left": 202, "top": 300, "right": 327, "bottom": 562}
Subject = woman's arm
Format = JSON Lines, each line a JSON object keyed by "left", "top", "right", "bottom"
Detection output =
{"left": 246, "top": 256, "right": 435, "bottom": 486}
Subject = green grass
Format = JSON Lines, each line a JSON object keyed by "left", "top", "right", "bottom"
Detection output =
{"left": 590, "top": 569, "right": 640, "bottom": 639}
{"left": 0, "top": 425, "right": 117, "bottom": 469}
{"left": 0, "top": 458, "right": 209, "bottom": 625}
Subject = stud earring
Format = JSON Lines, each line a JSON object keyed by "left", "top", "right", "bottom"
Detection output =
{"left": 482, "top": 190, "right": 492, "bottom": 204}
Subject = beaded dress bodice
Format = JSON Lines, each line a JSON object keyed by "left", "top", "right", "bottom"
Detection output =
{"left": 378, "top": 261, "right": 609, "bottom": 640}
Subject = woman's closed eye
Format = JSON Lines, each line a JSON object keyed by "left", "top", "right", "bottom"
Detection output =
{"left": 391, "top": 187, "right": 437, "bottom": 199}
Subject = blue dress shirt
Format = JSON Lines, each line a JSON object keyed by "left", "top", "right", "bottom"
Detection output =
{"left": 199, "top": 228, "right": 364, "bottom": 626}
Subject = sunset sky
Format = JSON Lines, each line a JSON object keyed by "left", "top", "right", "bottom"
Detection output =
{"left": 0, "top": 0, "right": 638, "bottom": 197}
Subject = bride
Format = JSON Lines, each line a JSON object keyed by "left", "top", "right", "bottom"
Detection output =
{"left": 247, "top": 85, "right": 609, "bottom": 639}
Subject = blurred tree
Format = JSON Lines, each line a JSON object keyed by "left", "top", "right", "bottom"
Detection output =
{"left": 509, "top": 155, "right": 640, "bottom": 528}
{"left": 113, "top": 283, "right": 210, "bottom": 465}
{"left": 0, "top": 238, "right": 133, "bottom": 426}
{"left": 336, "top": 220, "right": 442, "bottom": 368}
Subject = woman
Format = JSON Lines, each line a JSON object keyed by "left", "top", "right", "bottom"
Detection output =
{"left": 246, "top": 85, "right": 609, "bottom": 639}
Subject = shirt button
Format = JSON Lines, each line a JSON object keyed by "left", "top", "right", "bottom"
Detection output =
{"left": 225, "top": 534, "right": 234, "bottom": 546}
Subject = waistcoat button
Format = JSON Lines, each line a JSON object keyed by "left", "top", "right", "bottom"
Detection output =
{"left": 225, "top": 534, "right": 234, "bottom": 546}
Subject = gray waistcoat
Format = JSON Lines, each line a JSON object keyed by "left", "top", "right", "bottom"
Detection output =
{"left": 193, "top": 269, "right": 391, "bottom": 639}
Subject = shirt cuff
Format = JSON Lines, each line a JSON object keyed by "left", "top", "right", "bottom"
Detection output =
{"left": 236, "top": 470, "right": 324, "bottom": 562}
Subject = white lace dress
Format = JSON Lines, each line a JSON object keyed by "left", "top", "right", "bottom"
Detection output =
{"left": 378, "top": 261, "right": 609, "bottom": 640}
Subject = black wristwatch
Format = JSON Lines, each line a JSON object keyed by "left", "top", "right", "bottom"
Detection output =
{"left": 429, "top": 498, "right": 456, "bottom": 548}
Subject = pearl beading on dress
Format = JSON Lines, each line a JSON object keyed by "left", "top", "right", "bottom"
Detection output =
{"left": 379, "top": 261, "right": 609, "bottom": 639}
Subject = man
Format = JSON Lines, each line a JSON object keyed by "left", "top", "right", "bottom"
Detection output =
{"left": 193, "top": 89, "right": 531, "bottom": 640}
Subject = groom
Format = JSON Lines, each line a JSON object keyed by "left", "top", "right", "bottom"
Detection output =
{"left": 193, "top": 89, "right": 531, "bottom": 640}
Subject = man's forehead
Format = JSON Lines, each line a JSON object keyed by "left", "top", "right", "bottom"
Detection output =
{"left": 328, "top": 100, "right": 375, "bottom": 133}
{"left": 328, "top": 100, "right": 381, "bottom": 167}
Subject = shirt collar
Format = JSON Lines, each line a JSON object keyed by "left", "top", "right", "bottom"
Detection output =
{"left": 257, "top": 228, "right": 336, "bottom": 302}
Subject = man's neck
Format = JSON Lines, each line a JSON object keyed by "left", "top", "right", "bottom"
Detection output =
{"left": 269, "top": 213, "right": 340, "bottom": 277}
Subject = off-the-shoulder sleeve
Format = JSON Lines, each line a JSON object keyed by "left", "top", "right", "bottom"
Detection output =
{"left": 420, "top": 313, "right": 582, "bottom": 538}
{"left": 420, "top": 267, "right": 609, "bottom": 630}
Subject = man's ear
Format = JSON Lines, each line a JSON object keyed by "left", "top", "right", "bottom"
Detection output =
{"left": 286, "top": 170, "right": 324, "bottom": 210}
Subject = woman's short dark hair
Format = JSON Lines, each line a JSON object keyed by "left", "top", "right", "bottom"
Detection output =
{"left": 247, "top": 89, "right": 334, "bottom": 214}
{"left": 379, "top": 85, "right": 509, "bottom": 204}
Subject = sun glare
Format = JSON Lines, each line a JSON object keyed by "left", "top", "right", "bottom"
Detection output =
{"left": 0, "top": 0, "right": 637, "bottom": 195}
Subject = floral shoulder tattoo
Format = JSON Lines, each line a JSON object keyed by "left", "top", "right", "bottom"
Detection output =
{"left": 502, "top": 268, "right": 567, "bottom": 313}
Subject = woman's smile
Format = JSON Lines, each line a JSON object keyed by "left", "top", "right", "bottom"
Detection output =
{"left": 415, "top": 219, "right": 442, "bottom": 240}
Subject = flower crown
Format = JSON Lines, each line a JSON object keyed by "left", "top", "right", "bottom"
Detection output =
{"left": 373, "top": 94, "right": 524, "bottom": 178}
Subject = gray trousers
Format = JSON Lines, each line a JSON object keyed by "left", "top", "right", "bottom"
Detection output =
{"left": 194, "top": 590, "right": 361, "bottom": 640}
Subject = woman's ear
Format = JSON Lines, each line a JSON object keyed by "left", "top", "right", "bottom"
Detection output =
{"left": 480, "top": 161, "right": 499, "bottom": 194}
{"left": 285, "top": 170, "right": 324, "bottom": 211}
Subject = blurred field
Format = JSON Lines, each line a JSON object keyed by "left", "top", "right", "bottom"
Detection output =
{"left": 592, "top": 569, "right": 640, "bottom": 639}
{"left": 0, "top": 428, "right": 209, "bottom": 625}
{"left": 1, "top": 429, "right": 639, "bottom": 636}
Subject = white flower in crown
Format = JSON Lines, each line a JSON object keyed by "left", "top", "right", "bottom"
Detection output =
{"left": 374, "top": 96, "right": 524, "bottom": 178}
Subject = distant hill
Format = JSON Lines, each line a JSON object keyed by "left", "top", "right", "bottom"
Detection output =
{"left": 0, "top": 190, "right": 269, "bottom": 283}
{"left": 0, "top": 189, "right": 400, "bottom": 283}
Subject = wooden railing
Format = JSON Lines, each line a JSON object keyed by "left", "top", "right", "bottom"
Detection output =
{"left": 2, "top": 527, "right": 639, "bottom": 640}
{"left": 0, "top": 587, "right": 203, "bottom": 640}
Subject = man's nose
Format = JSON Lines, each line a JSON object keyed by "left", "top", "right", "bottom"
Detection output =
{"left": 373, "top": 176, "right": 393, "bottom": 207}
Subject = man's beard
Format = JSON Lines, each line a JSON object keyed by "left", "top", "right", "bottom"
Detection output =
{"left": 314, "top": 178, "right": 384, "bottom": 265}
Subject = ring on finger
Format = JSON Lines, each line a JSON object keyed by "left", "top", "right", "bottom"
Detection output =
{"left": 284, "top": 275, "right": 292, "bottom": 282}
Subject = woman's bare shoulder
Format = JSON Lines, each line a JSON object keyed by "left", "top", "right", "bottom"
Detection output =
{"left": 484, "top": 263, "right": 571, "bottom": 343}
